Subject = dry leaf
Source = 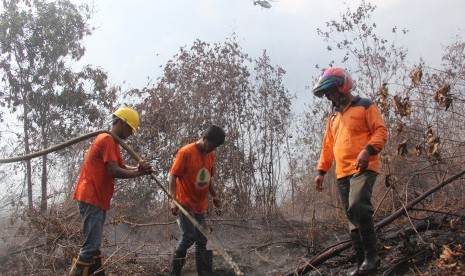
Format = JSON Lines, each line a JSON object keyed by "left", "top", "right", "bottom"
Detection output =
{"left": 396, "top": 121, "right": 405, "bottom": 136}
{"left": 410, "top": 66, "right": 422, "bottom": 86}
{"left": 434, "top": 83, "right": 453, "bottom": 110}
{"left": 393, "top": 95, "right": 412, "bottom": 117}
{"left": 397, "top": 139, "right": 409, "bottom": 155}
{"left": 426, "top": 126, "right": 441, "bottom": 158}
{"left": 376, "top": 83, "right": 389, "bottom": 115}
{"left": 414, "top": 142, "right": 422, "bottom": 156}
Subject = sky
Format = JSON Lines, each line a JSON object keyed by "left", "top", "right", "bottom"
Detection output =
{"left": 70, "top": 0, "right": 464, "bottom": 109}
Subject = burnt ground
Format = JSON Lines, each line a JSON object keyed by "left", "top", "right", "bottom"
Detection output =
{"left": 100, "top": 218, "right": 312, "bottom": 275}
{"left": 102, "top": 215, "right": 465, "bottom": 276}
{"left": 1, "top": 214, "right": 465, "bottom": 275}
{"left": 304, "top": 220, "right": 465, "bottom": 276}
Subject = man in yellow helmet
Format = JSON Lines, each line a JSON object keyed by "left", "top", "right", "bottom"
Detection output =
{"left": 70, "top": 106, "right": 153, "bottom": 276}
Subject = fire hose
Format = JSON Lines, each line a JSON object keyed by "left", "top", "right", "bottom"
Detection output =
{"left": 0, "top": 129, "right": 243, "bottom": 275}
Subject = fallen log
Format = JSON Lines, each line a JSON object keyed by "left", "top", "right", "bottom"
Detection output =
{"left": 285, "top": 168, "right": 465, "bottom": 276}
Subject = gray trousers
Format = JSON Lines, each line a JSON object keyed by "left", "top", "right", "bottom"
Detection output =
{"left": 78, "top": 201, "right": 106, "bottom": 261}
{"left": 337, "top": 170, "right": 378, "bottom": 231}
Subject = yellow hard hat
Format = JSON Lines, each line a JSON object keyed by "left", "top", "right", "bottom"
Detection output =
{"left": 113, "top": 106, "right": 140, "bottom": 133}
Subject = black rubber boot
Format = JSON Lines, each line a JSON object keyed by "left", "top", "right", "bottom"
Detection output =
{"left": 70, "top": 257, "right": 91, "bottom": 276}
{"left": 195, "top": 249, "right": 213, "bottom": 276}
{"left": 358, "top": 223, "right": 380, "bottom": 274}
{"left": 348, "top": 229, "right": 365, "bottom": 276}
{"left": 89, "top": 253, "right": 105, "bottom": 276}
{"left": 170, "top": 250, "right": 186, "bottom": 276}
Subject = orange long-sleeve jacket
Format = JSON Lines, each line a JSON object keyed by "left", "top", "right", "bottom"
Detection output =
{"left": 317, "top": 96, "right": 388, "bottom": 179}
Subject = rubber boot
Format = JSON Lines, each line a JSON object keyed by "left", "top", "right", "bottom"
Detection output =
{"left": 70, "top": 257, "right": 91, "bottom": 276}
{"left": 170, "top": 250, "right": 186, "bottom": 276}
{"left": 348, "top": 230, "right": 365, "bottom": 276}
{"left": 195, "top": 249, "right": 213, "bottom": 276}
{"left": 358, "top": 223, "right": 380, "bottom": 274}
{"left": 89, "top": 253, "right": 105, "bottom": 276}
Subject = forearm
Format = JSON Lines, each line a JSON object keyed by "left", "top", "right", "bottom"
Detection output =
{"left": 168, "top": 174, "right": 177, "bottom": 198}
{"left": 124, "top": 165, "right": 138, "bottom": 170}
{"left": 209, "top": 180, "right": 218, "bottom": 198}
{"left": 167, "top": 173, "right": 179, "bottom": 215}
{"left": 107, "top": 161, "right": 147, "bottom": 179}
{"left": 112, "top": 167, "right": 145, "bottom": 179}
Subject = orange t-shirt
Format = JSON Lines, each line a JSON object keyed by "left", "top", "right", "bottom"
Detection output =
{"left": 170, "top": 143, "right": 215, "bottom": 214}
{"left": 73, "top": 133, "right": 124, "bottom": 210}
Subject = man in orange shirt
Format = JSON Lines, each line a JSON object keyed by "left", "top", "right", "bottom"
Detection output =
{"left": 71, "top": 106, "right": 152, "bottom": 276}
{"left": 312, "top": 68, "right": 388, "bottom": 275}
{"left": 168, "top": 125, "right": 225, "bottom": 276}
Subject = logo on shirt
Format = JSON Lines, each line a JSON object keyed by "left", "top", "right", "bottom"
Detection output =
{"left": 195, "top": 167, "right": 211, "bottom": 190}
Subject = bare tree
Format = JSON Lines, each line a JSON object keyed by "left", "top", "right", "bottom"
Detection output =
{"left": 0, "top": 0, "right": 116, "bottom": 211}
{"left": 123, "top": 37, "right": 292, "bottom": 219}
{"left": 250, "top": 50, "right": 292, "bottom": 219}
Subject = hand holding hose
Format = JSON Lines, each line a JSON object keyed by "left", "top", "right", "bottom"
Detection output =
{"left": 137, "top": 160, "right": 153, "bottom": 175}
{"left": 170, "top": 200, "right": 179, "bottom": 216}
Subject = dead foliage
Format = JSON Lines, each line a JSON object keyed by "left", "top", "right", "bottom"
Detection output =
{"left": 426, "top": 126, "right": 441, "bottom": 159}
{"left": 393, "top": 95, "right": 413, "bottom": 118}
{"left": 0, "top": 201, "right": 81, "bottom": 275}
{"left": 376, "top": 83, "right": 389, "bottom": 115}
{"left": 435, "top": 244, "right": 465, "bottom": 274}
{"left": 397, "top": 139, "right": 409, "bottom": 155}
{"left": 410, "top": 66, "right": 423, "bottom": 86}
{"left": 414, "top": 142, "right": 423, "bottom": 157}
{"left": 434, "top": 83, "right": 453, "bottom": 110}
{"left": 395, "top": 121, "right": 405, "bottom": 136}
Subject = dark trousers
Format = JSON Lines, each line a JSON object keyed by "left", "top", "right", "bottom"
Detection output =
{"left": 337, "top": 170, "right": 378, "bottom": 231}
{"left": 172, "top": 208, "right": 212, "bottom": 275}
{"left": 175, "top": 209, "right": 207, "bottom": 255}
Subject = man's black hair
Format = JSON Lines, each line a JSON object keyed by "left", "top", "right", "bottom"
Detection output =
{"left": 203, "top": 125, "right": 226, "bottom": 145}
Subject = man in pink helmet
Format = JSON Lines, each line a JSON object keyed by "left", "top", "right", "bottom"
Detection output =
{"left": 312, "top": 68, "right": 388, "bottom": 275}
